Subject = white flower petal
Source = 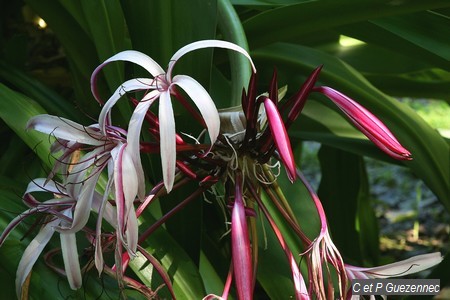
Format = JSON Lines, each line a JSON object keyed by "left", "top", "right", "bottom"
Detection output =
{"left": 167, "top": 40, "right": 256, "bottom": 79}
{"left": 127, "top": 90, "right": 159, "bottom": 199}
{"left": 25, "top": 178, "right": 60, "bottom": 195}
{"left": 98, "top": 78, "right": 155, "bottom": 133}
{"left": 27, "top": 115, "right": 104, "bottom": 146}
{"left": 159, "top": 91, "right": 176, "bottom": 192}
{"left": 121, "top": 145, "right": 139, "bottom": 213}
{"left": 111, "top": 143, "right": 126, "bottom": 240}
{"left": 15, "top": 217, "right": 59, "bottom": 297}
{"left": 91, "top": 50, "right": 164, "bottom": 102}
{"left": 60, "top": 232, "right": 82, "bottom": 290}
{"left": 125, "top": 205, "right": 138, "bottom": 255}
{"left": 363, "top": 252, "right": 443, "bottom": 278}
{"left": 172, "top": 75, "right": 220, "bottom": 147}
{"left": 56, "top": 170, "right": 103, "bottom": 233}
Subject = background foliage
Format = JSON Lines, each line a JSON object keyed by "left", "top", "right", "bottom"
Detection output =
{"left": 1, "top": 0, "right": 449, "bottom": 298}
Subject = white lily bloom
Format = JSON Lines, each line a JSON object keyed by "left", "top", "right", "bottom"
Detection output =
{"left": 91, "top": 40, "right": 256, "bottom": 192}
{"left": 26, "top": 115, "right": 139, "bottom": 255}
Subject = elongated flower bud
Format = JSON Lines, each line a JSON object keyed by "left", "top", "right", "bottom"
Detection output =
{"left": 313, "top": 86, "right": 412, "bottom": 160}
{"left": 263, "top": 97, "right": 297, "bottom": 181}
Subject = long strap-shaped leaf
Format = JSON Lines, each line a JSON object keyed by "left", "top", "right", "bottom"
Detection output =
{"left": 252, "top": 43, "right": 449, "bottom": 209}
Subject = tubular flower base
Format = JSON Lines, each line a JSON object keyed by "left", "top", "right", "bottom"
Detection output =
{"left": 0, "top": 40, "right": 441, "bottom": 299}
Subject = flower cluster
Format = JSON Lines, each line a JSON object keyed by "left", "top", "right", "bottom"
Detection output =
{"left": 0, "top": 40, "right": 441, "bottom": 299}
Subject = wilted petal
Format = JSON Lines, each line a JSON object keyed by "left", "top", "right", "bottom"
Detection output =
{"left": 91, "top": 50, "right": 164, "bottom": 103}
{"left": 159, "top": 90, "right": 176, "bottom": 192}
{"left": 263, "top": 97, "right": 296, "bottom": 181}
{"left": 167, "top": 40, "right": 256, "bottom": 80}
{"left": 172, "top": 75, "right": 220, "bottom": 148}
{"left": 27, "top": 115, "right": 104, "bottom": 146}
{"left": 15, "top": 217, "right": 59, "bottom": 297}
{"left": 231, "top": 176, "right": 253, "bottom": 300}
{"left": 60, "top": 232, "right": 82, "bottom": 290}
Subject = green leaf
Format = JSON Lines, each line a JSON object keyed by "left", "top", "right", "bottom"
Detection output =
{"left": 337, "top": 11, "right": 450, "bottom": 70}
{"left": 25, "top": 0, "right": 100, "bottom": 112}
{"left": 252, "top": 43, "right": 449, "bottom": 210}
{"left": 25, "top": 0, "right": 98, "bottom": 79}
{"left": 318, "top": 145, "right": 379, "bottom": 265}
{"left": 79, "top": 0, "right": 131, "bottom": 120}
{"left": 0, "top": 84, "right": 52, "bottom": 167}
{"left": 243, "top": 0, "right": 450, "bottom": 49}
{"left": 0, "top": 61, "right": 78, "bottom": 120}
{"left": 133, "top": 215, "right": 207, "bottom": 299}
{"left": 218, "top": 0, "right": 252, "bottom": 106}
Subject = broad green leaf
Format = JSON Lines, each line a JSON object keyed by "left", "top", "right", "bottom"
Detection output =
{"left": 338, "top": 11, "right": 450, "bottom": 70}
{"left": 252, "top": 43, "right": 449, "bottom": 210}
{"left": 243, "top": 0, "right": 450, "bottom": 48}
{"left": 217, "top": 0, "right": 252, "bottom": 106}
{"left": 0, "top": 84, "right": 52, "bottom": 167}
{"left": 80, "top": 0, "right": 127, "bottom": 88}
{"left": 218, "top": 0, "right": 253, "bottom": 106}
{"left": 25, "top": 0, "right": 100, "bottom": 113}
{"left": 0, "top": 61, "right": 78, "bottom": 120}
{"left": 79, "top": 0, "right": 131, "bottom": 120}
{"left": 257, "top": 171, "right": 319, "bottom": 297}
{"left": 318, "top": 145, "right": 379, "bottom": 265}
{"left": 231, "top": 0, "right": 310, "bottom": 5}
{"left": 57, "top": 0, "right": 91, "bottom": 37}
{"left": 199, "top": 251, "right": 229, "bottom": 297}
{"left": 134, "top": 216, "right": 207, "bottom": 299}
{"left": 25, "top": 0, "right": 98, "bottom": 80}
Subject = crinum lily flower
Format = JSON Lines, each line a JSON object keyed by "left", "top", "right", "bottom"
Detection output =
{"left": 26, "top": 115, "right": 138, "bottom": 262}
{"left": 0, "top": 178, "right": 115, "bottom": 296}
{"left": 91, "top": 40, "right": 256, "bottom": 192}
